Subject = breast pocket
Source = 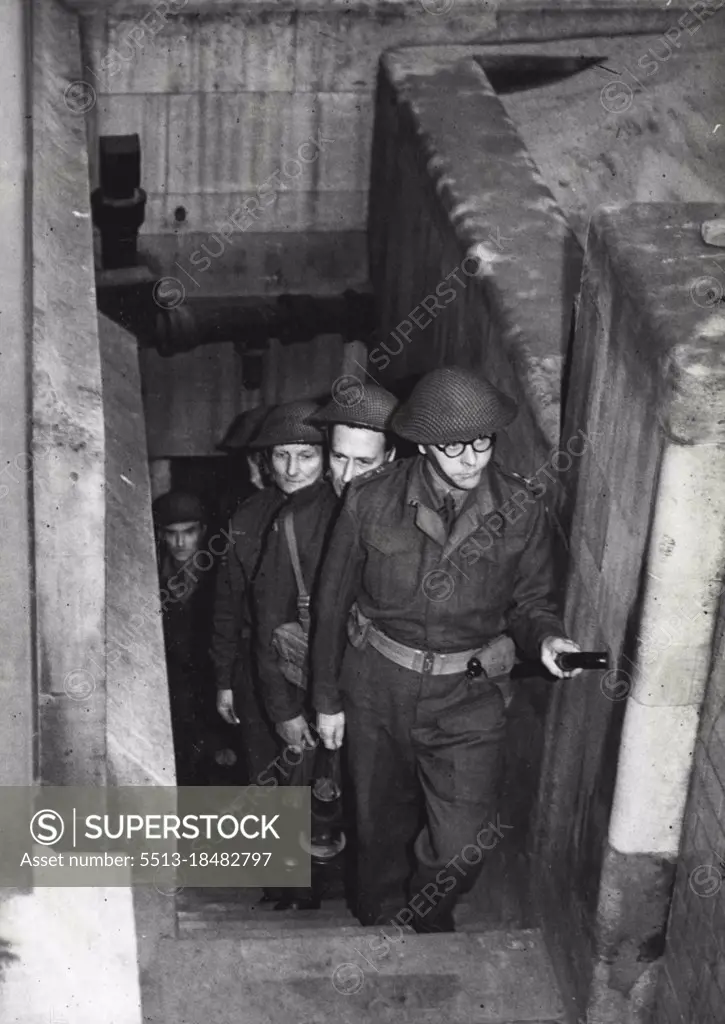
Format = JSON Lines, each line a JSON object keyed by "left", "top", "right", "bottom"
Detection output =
{"left": 363, "top": 526, "right": 420, "bottom": 606}
{"left": 452, "top": 533, "right": 520, "bottom": 605}
{"left": 366, "top": 523, "right": 418, "bottom": 557}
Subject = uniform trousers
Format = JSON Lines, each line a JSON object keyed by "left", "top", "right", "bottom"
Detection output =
{"left": 234, "top": 676, "right": 279, "bottom": 784}
{"left": 339, "top": 641, "right": 507, "bottom": 931}
{"left": 230, "top": 635, "right": 279, "bottom": 784}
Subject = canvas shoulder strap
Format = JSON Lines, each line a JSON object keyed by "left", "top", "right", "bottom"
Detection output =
{"left": 282, "top": 510, "right": 311, "bottom": 631}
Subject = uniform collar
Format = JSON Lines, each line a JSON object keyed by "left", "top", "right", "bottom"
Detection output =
{"left": 282, "top": 478, "right": 332, "bottom": 509}
{"left": 160, "top": 552, "right": 201, "bottom": 600}
{"left": 423, "top": 460, "right": 468, "bottom": 513}
{"left": 405, "top": 456, "right": 497, "bottom": 552}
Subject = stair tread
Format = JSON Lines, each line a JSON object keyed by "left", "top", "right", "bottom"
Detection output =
{"left": 143, "top": 927, "right": 566, "bottom": 1023}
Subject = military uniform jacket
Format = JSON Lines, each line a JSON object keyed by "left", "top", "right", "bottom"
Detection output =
{"left": 312, "top": 455, "right": 565, "bottom": 716}
{"left": 160, "top": 553, "right": 215, "bottom": 697}
{"left": 210, "top": 486, "right": 286, "bottom": 694}
{"left": 253, "top": 480, "right": 339, "bottom": 724}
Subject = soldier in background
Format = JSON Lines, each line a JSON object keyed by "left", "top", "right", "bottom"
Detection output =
{"left": 252, "top": 384, "right": 398, "bottom": 909}
{"left": 154, "top": 490, "right": 218, "bottom": 785}
{"left": 210, "top": 400, "right": 325, "bottom": 784}
{"left": 216, "top": 405, "right": 270, "bottom": 523}
{"left": 254, "top": 384, "right": 398, "bottom": 747}
{"left": 313, "top": 367, "right": 581, "bottom": 932}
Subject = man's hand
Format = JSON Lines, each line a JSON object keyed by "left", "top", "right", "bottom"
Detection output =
{"left": 276, "top": 715, "right": 316, "bottom": 751}
{"left": 317, "top": 712, "right": 345, "bottom": 750}
{"left": 216, "top": 688, "right": 240, "bottom": 725}
{"left": 541, "top": 636, "right": 582, "bottom": 678}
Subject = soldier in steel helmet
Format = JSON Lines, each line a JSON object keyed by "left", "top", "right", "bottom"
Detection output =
{"left": 253, "top": 383, "right": 398, "bottom": 750}
{"left": 311, "top": 366, "right": 581, "bottom": 932}
{"left": 251, "top": 382, "right": 398, "bottom": 909}
{"left": 210, "top": 400, "right": 325, "bottom": 784}
{"left": 216, "top": 405, "right": 270, "bottom": 522}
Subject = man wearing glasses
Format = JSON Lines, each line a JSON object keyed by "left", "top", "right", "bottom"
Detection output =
{"left": 311, "top": 366, "right": 580, "bottom": 933}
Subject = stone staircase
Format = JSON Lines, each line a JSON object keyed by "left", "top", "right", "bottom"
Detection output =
{"left": 142, "top": 919, "right": 566, "bottom": 1023}
{"left": 140, "top": 695, "right": 568, "bottom": 1022}
{"left": 140, "top": 880, "right": 569, "bottom": 1024}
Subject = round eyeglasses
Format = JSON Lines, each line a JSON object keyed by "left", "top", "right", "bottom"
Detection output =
{"left": 434, "top": 434, "right": 495, "bottom": 459}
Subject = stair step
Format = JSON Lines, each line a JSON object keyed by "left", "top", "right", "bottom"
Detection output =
{"left": 178, "top": 913, "right": 359, "bottom": 937}
{"left": 176, "top": 889, "right": 358, "bottom": 937}
{"left": 174, "top": 887, "right": 528, "bottom": 939}
{"left": 142, "top": 927, "right": 566, "bottom": 1023}
{"left": 179, "top": 920, "right": 366, "bottom": 940}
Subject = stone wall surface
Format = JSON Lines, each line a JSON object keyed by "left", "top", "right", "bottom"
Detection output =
{"left": 534, "top": 203, "right": 725, "bottom": 1023}
{"left": 497, "top": 26, "right": 725, "bottom": 243}
{"left": 33, "top": 0, "right": 107, "bottom": 785}
{"left": 100, "top": 314, "right": 175, "bottom": 784}
{"left": 73, "top": 1, "right": 694, "bottom": 295}
{"left": 655, "top": 507, "right": 725, "bottom": 1016}
{"left": 369, "top": 47, "right": 580, "bottom": 472}
{"left": 139, "top": 334, "right": 357, "bottom": 456}
{"left": 0, "top": 7, "right": 143, "bottom": 1024}
{"left": 0, "top": 0, "right": 33, "bottom": 787}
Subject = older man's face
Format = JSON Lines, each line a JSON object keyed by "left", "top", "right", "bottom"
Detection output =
{"left": 270, "top": 444, "right": 324, "bottom": 494}
{"left": 329, "top": 425, "right": 391, "bottom": 497}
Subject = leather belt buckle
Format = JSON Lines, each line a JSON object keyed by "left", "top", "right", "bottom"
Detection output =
{"left": 421, "top": 651, "right": 435, "bottom": 675}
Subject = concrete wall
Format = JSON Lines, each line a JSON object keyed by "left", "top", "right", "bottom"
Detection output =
{"left": 100, "top": 314, "right": 176, "bottom": 785}
{"left": 71, "top": 0, "right": 685, "bottom": 296}
{"left": 497, "top": 28, "right": 725, "bottom": 244}
{"left": 33, "top": 0, "right": 107, "bottom": 786}
{"left": 0, "top": 6, "right": 144, "bottom": 1024}
{"left": 140, "top": 334, "right": 361, "bottom": 456}
{"left": 368, "top": 41, "right": 725, "bottom": 1021}
{"left": 0, "top": 0, "right": 34, "bottom": 789}
{"left": 368, "top": 47, "right": 581, "bottom": 475}
{"left": 655, "top": 592, "right": 725, "bottom": 1019}
{"left": 536, "top": 204, "right": 725, "bottom": 1022}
